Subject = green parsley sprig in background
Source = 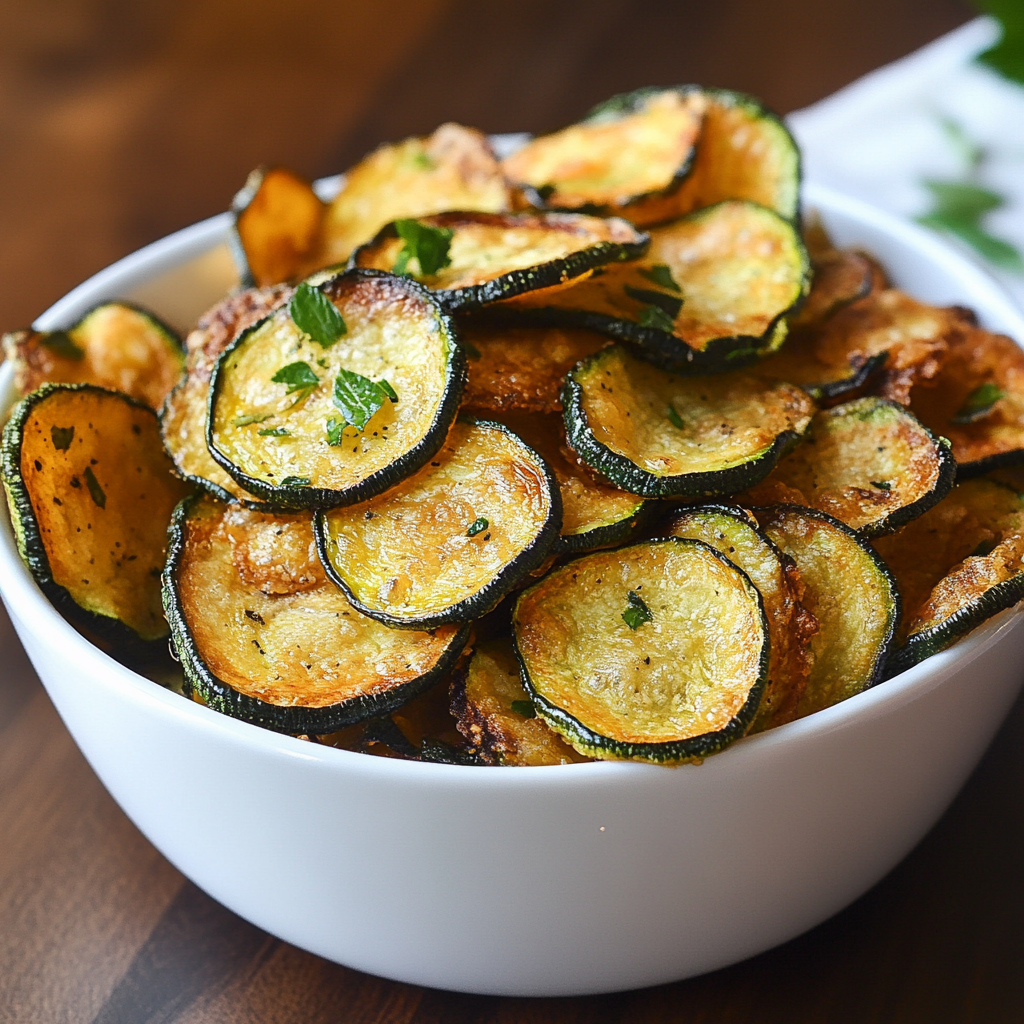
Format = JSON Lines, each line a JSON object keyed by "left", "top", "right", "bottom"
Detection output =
{"left": 973, "top": 0, "right": 1024, "bottom": 85}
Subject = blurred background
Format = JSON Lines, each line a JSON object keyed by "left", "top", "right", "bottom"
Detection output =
{"left": 0, "top": 0, "right": 971, "bottom": 331}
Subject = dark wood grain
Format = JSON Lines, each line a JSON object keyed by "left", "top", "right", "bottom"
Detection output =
{"left": 4, "top": 1, "right": 1012, "bottom": 1021}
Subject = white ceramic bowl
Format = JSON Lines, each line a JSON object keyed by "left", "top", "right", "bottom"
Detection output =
{"left": 2, "top": 184, "right": 1024, "bottom": 997}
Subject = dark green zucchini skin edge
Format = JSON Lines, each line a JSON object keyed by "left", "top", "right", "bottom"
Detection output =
{"left": 313, "top": 416, "right": 564, "bottom": 630}
{"left": 159, "top": 376, "right": 275, "bottom": 509}
{"left": 554, "top": 495, "right": 656, "bottom": 555}
{"left": 0, "top": 381, "right": 175, "bottom": 647}
{"left": 347, "top": 213, "right": 650, "bottom": 314}
{"left": 561, "top": 348, "right": 808, "bottom": 499}
{"left": 882, "top": 572, "right": 1024, "bottom": 679}
{"left": 511, "top": 536, "right": 771, "bottom": 763}
{"left": 501, "top": 200, "right": 810, "bottom": 376}
{"left": 798, "top": 351, "right": 889, "bottom": 402}
{"left": 512, "top": 85, "right": 702, "bottom": 216}
{"left": 161, "top": 492, "right": 471, "bottom": 734}
{"left": 205, "top": 268, "right": 468, "bottom": 511}
{"left": 754, "top": 502, "right": 901, "bottom": 691}
{"left": 953, "top": 446, "right": 1024, "bottom": 481}
{"left": 837, "top": 400, "right": 957, "bottom": 539}
{"left": 64, "top": 299, "right": 184, "bottom": 355}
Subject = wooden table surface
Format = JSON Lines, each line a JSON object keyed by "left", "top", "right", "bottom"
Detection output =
{"left": 8, "top": 1, "right": 1024, "bottom": 1021}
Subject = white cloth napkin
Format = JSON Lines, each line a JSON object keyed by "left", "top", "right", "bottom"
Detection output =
{"left": 788, "top": 16, "right": 1024, "bottom": 312}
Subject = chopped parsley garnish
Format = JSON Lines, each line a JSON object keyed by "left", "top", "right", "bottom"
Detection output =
{"left": 41, "top": 330, "right": 85, "bottom": 360}
{"left": 466, "top": 517, "right": 489, "bottom": 537}
{"left": 325, "top": 417, "right": 346, "bottom": 446}
{"left": 279, "top": 476, "right": 311, "bottom": 488}
{"left": 271, "top": 361, "right": 320, "bottom": 394}
{"left": 621, "top": 590, "right": 652, "bottom": 630}
{"left": 392, "top": 219, "right": 454, "bottom": 277}
{"left": 870, "top": 480, "right": 892, "bottom": 491}
{"left": 951, "top": 382, "right": 1005, "bottom": 423}
{"left": 638, "top": 264, "right": 681, "bottom": 293}
{"left": 258, "top": 427, "right": 290, "bottom": 437}
{"left": 975, "top": 0, "right": 1024, "bottom": 86}
{"left": 333, "top": 369, "right": 397, "bottom": 431}
{"left": 510, "top": 699, "right": 536, "bottom": 719}
{"left": 624, "top": 285, "right": 683, "bottom": 320}
{"left": 638, "top": 304, "right": 676, "bottom": 332}
{"left": 83, "top": 466, "right": 106, "bottom": 509}
{"left": 50, "top": 425, "right": 75, "bottom": 451}
{"left": 666, "top": 403, "right": 684, "bottom": 429}
{"left": 232, "top": 413, "right": 271, "bottom": 427}
{"left": 289, "top": 282, "right": 347, "bottom": 348}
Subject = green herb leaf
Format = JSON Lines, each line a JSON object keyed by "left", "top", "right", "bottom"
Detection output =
{"left": 870, "top": 480, "right": 892, "bottom": 491}
{"left": 392, "top": 247, "right": 411, "bottom": 277}
{"left": 917, "top": 180, "right": 1024, "bottom": 272}
{"left": 289, "top": 282, "right": 347, "bottom": 348}
{"left": 41, "top": 330, "right": 85, "bottom": 360}
{"left": 510, "top": 699, "right": 536, "bottom": 719}
{"left": 325, "top": 417, "right": 346, "bottom": 446}
{"left": 377, "top": 378, "right": 399, "bottom": 403}
{"left": 83, "top": 466, "right": 106, "bottom": 509}
{"left": 257, "top": 427, "right": 290, "bottom": 437}
{"left": 952, "top": 381, "right": 1005, "bottom": 423}
{"left": 621, "top": 589, "right": 652, "bottom": 630}
{"left": 279, "top": 476, "right": 311, "bottom": 488}
{"left": 271, "top": 361, "right": 320, "bottom": 394}
{"left": 50, "top": 425, "right": 74, "bottom": 451}
{"left": 638, "top": 304, "right": 677, "bottom": 333}
{"left": 639, "top": 264, "right": 681, "bottom": 293}
{"left": 393, "top": 219, "right": 454, "bottom": 277}
{"left": 333, "top": 369, "right": 389, "bottom": 430}
{"left": 974, "top": 0, "right": 1024, "bottom": 85}
{"left": 938, "top": 116, "right": 983, "bottom": 170}
{"left": 666, "top": 403, "right": 684, "bottom": 429}
{"left": 466, "top": 517, "right": 489, "bottom": 537}
{"left": 232, "top": 413, "right": 271, "bottom": 427}
{"left": 411, "top": 150, "right": 436, "bottom": 170}
{"left": 624, "top": 284, "right": 683, "bottom": 320}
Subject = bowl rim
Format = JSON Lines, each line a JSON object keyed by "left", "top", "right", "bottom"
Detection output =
{"left": 4, "top": 181, "right": 1024, "bottom": 784}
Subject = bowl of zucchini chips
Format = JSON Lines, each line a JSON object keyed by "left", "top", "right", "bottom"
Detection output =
{"left": 2, "top": 85, "right": 1024, "bottom": 995}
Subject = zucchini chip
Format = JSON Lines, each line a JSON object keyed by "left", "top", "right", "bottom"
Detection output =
{"left": 162, "top": 494, "right": 469, "bottom": 734}
{"left": 669, "top": 87, "right": 800, "bottom": 221}
{"left": 161, "top": 286, "right": 294, "bottom": 503}
{"left": 755, "top": 505, "right": 899, "bottom": 717}
{"left": 498, "top": 411, "right": 652, "bottom": 553}
{"left": 512, "top": 538, "right": 770, "bottom": 764}
{"left": 873, "top": 478, "right": 1024, "bottom": 674}
{"left": 320, "top": 123, "right": 512, "bottom": 266}
{"left": 1, "top": 384, "right": 192, "bottom": 642}
{"left": 350, "top": 211, "right": 648, "bottom": 312}
{"left": 665, "top": 504, "right": 816, "bottom": 732}
{"left": 4, "top": 302, "right": 184, "bottom": 411}
{"left": 563, "top": 344, "right": 815, "bottom": 498}
{"left": 741, "top": 397, "right": 955, "bottom": 537}
{"left": 787, "top": 247, "right": 879, "bottom": 336}
{"left": 208, "top": 270, "right": 465, "bottom": 509}
{"left": 459, "top": 320, "right": 607, "bottom": 415}
{"left": 315, "top": 420, "right": 561, "bottom": 629}
{"left": 451, "top": 638, "right": 590, "bottom": 765}
{"left": 230, "top": 166, "right": 326, "bottom": 288}
{"left": 505, "top": 200, "right": 809, "bottom": 372}
{"left": 910, "top": 327, "right": 1024, "bottom": 476}
{"left": 773, "top": 289, "right": 967, "bottom": 406}
{"left": 501, "top": 87, "right": 705, "bottom": 225}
